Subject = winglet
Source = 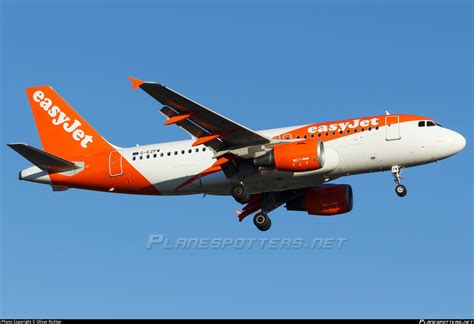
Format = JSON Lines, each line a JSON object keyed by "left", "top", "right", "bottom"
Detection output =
{"left": 128, "top": 77, "right": 144, "bottom": 90}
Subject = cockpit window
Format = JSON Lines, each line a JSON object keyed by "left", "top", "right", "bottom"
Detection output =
{"left": 419, "top": 120, "right": 442, "bottom": 127}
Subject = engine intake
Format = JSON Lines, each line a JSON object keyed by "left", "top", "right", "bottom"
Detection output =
{"left": 286, "top": 184, "right": 353, "bottom": 216}
{"left": 254, "top": 140, "right": 325, "bottom": 172}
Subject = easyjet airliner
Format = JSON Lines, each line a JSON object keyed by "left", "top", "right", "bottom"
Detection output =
{"left": 9, "top": 78, "right": 466, "bottom": 231}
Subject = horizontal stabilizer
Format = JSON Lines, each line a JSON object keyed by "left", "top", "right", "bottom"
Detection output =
{"left": 7, "top": 143, "right": 79, "bottom": 173}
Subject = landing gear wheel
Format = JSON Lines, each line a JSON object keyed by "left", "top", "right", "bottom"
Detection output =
{"left": 395, "top": 184, "right": 407, "bottom": 197}
{"left": 231, "top": 183, "right": 250, "bottom": 204}
{"left": 253, "top": 212, "right": 271, "bottom": 231}
{"left": 391, "top": 165, "right": 407, "bottom": 197}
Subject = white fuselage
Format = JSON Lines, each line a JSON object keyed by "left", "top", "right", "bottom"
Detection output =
{"left": 118, "top": 119, "right": 465, "bottom": 196}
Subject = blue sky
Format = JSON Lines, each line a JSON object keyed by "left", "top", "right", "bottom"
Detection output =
{"left": 1, "top": 0, "right": 472, "bottom": 319}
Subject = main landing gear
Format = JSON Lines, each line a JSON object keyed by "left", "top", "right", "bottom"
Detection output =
{"left": 231, "top": 183, "right": 250, "bottom": 204}
{"left": 253, "top": 211, "right": 272, "bottom": 232}
{"left": 233, "top": 186, "right": 278, "bottom": 231}
{"left": 391, "top": 165, "right": 407, "bottom": 197}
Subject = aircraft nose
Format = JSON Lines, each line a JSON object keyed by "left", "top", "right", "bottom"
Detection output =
{"left": 439, "top": 130, "right": 466, "bottom": 157}
{"left": 453, "top": 131, "right": 466, "bottom": 152}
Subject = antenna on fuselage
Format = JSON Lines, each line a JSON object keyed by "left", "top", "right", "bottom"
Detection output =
{"left": 385, "top": 110, "right": 391, "bottom": 115}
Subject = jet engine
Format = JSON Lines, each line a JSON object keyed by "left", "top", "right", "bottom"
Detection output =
{"left": 254, "top": 140, "right": 325, "bottom": 172}
{"left": 286, "top": 184, "right": 353, "bottom": 216}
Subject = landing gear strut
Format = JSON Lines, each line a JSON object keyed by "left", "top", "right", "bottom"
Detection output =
{"left": 231, "top": 183, "right": 250, "bottom": 204}
{"left": 391, "top": 165, "right": 407, "bottom": 197}
{"left": 253, "top": 211, "right": 272, "bottom": 231}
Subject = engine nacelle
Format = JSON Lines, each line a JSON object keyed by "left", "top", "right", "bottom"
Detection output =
{"left": 286, "top": 184, "right": 353, "bottom": 216}
{"left": 254, "top": 140, "right": 325, "bottom": 172}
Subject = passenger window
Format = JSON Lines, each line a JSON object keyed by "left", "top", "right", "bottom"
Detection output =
{"left": 160, "top": 153, "right": 164, "bottom": 157}
{"left": 188, "top": 149, "right": 192, "bottom": 153}
{"left": 303, "top": 135, "right": 307, "bottom": 139}
{"left": 139, "top": 156, "right": 143, "bottom": 160}
{"left": 375, "top": 126, "right": 379, "bottom": 130}
{"left": 296, "top": 136, "right": 300, "bottom": 139}
{"left": 181, "top": 150, "right": 185, "bottom": 154}
{"left": 318, "top": 133, "right": 322, "bottom": 137}
{"left": 325, "top": 132, "right": 329, "bottom": 136}
{"left": 153, "top": 154, "right": 157, "bottom": 158}
{"left": 167, "top": 152, "right": 170, "bottom": 156}
{"left": 418, "top": 121, "right": 425, "bottom": 127}
{"left": 203, "top": 147, "right": 206, "bottom": 151}
{"left": 310, "top": 134, "right": 314, "bottom": 138}
{"left": 132, "top": 157, "right": 136, "bottom": 161}
{"left": 347, "top": 130, "right": 350, "bottom": 134}
{"left": 332, "top": 131, "right": 336, "bottom": 135}
{"left": 361, "top": 128, "right": 365, "bottom": 132}
{"left": 146, "top": 155, "right": 150, "bottom": 159}
{"left": 195, "top": 148, "right": 199, "bottom": 153}
{"left": 427, "top": 121, "right": 435, "bottom": 127}
{"left": 174, "top": 151, "right": 178, "bottom": 155}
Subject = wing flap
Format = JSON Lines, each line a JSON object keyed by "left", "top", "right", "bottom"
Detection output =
{"left": 159, "top": 106, "right": 223, "bottom": 149}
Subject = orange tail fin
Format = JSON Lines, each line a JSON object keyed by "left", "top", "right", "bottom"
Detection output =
{"left": 26, "top": 86, "right": 112, "bottom": 159}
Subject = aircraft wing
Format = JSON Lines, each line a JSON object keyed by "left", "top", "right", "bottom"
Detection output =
{"left": 129, "top": 77, "right": 271, "bottom": 151}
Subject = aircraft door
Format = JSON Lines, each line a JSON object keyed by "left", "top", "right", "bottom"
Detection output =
{"left": 385, "top": 115, "right": 401, "bottom": 141}
{"left": 109, "top": 151, "right": 123, "bottom": 177}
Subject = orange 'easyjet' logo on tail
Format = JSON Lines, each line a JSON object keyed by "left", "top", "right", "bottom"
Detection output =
{"left": 32, "top": 90, "right": 93, "bottom": 148}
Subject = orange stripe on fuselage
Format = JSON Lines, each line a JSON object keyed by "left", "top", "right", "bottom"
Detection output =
{"left": 272, "top": 114, "right": 427, "bottom": 141}
{"left": 26, "top": 85, "right": 160, "bottom": 195}
{"left": 49, "top": 151, "right": 160, "bottom": 195}
{"left": 175, "top": 156, "right": 232, "bottom": 190}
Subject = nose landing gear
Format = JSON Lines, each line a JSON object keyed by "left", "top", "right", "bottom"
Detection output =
{"left": 395, "top": 184, "right": 407, "bottom": 197}
{"left": 391, "top": 165, "right": 407, "bottom": 197}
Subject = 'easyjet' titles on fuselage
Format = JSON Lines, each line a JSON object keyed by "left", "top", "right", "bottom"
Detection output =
{"left": 33, "top": 90, "right": 93, "bottom": 148}
{"left": 307, "top": 118, "right": 379, "bottom": 134}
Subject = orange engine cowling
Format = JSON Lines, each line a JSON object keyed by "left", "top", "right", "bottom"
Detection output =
{"left": 286, "top": 184, "right": 353, "bottom": 216}
{"left": 254, "top": 140, "right": 325, "bottom": 172}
